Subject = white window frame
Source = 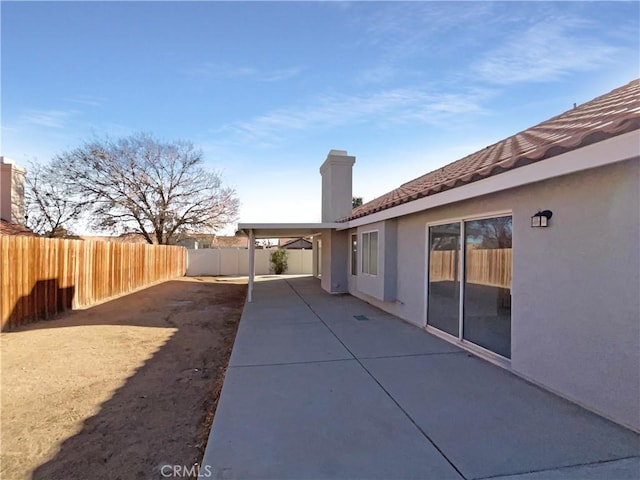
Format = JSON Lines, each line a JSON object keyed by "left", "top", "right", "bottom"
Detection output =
{"left": 425, "top": 210, "right": 513, "bottom": 366}
{"left": 361, "top": 230, "right": 379, "bottom": 276}
{"left": 350, "top": 233, "right": 358, "bottom": 276}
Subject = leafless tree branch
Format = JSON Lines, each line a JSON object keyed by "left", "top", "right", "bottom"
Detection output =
{"left": 52, "top": 133, "right": 239, "bottom": 244}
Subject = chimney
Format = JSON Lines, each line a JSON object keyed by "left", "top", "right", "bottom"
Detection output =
{"left": 0, "top": 157, "right": 26, "bottom": 225}
{"left": 319, "top": 149, "right": 356, "bottom": 222}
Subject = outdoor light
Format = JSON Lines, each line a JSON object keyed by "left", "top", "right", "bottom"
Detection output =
{"left": 531, "top": 210, "right": 553, "bottom": 228}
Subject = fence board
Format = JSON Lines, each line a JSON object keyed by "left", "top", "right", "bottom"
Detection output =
{"left": 1, "top": 237, "right": 186, "bottom": 330}
{"left": 430, "top": 248, "right": 512, "bottom": 288}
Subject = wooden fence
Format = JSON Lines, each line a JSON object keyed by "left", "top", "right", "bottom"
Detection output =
{"left": 429, "top": 248, "right": 512, "bottom": 288}
{"left": 1, "top": 236, "right": 186, "bottom": 330}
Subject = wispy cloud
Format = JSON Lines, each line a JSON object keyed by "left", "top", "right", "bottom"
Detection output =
{"left": 187, "top": 62, "right": 303, "bottom": 82}
{"left": 261, "top": 66, "right": 304, "bottom": 82}
{"left": 189, "top": 62, "right": 256, "bottom": 79}
{"left": 352, "top": 3, "right": 632, "bottom": 88}
{"left": 215, "top": 87, "right": 491, "bottom": 146}
{"left": 355, "top": 2, "right": 494, "bottom": 57}
{"left": 65, "top": 94, "right": 106, "bottom": 107}
{"left": 349, "top": 2, "right": 498, "bottom": 87}
{"left": 355, "top": 64, "right": 400, "bottom": 86}
{"left": 473, "top": 20, "right": 620, "bottom": 85}
{"left": 19, "top": 109, "right": 79, "bottom": 128}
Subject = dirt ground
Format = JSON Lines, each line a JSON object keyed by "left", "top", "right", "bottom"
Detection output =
{"left": 1, "top": 276, "right": 246, "bottom": 480}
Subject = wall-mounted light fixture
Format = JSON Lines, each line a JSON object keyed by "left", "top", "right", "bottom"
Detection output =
{"left": 531, "top": 210, "right": 553, "bottom": 228}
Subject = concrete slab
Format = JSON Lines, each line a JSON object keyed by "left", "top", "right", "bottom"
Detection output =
{"left": 229, "top": 321, "right": 353, "bottom": 366}
{"left": 292, "top": 280, "right": 461, "bottom": 358}
{"left": 491, "top": 457, "right": 640, "bottom": 480}
{"left": 288, "top": 277, "right": 462, "bottom": 358}
{"left": 362, "top": 353, "right": 640, "bottom": 479}
{"left": 248, "top": 278, "right": 303, "bottom": 302}
{"left": 201, "top": 277, "right": 639, "bottom": 480}
{"left": 323, "top": 311, "right": 461, "bottom": 358}
{"left": 240, "top": 303, "right": 320, "bottom": 325}
{"left": 201, "top": 360, "right": 462, "bottom": 480}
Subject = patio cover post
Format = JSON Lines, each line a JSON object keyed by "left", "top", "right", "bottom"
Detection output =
{"left": 248, "top": 229, "right": 255, "bottom": 302}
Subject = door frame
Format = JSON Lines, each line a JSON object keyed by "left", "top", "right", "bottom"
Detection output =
{"left": 425, "top": 210, "right": 513, "bottom": 365}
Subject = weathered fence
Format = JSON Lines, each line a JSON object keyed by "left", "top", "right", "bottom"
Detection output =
{"left": 1, "top": 236, "right": 186, "bottom": 330}
{"left": 186, "top": 248, "right": 313, "bottom": 277}
{"left": 429, "top": 248, "right": 512, "bottom": 288}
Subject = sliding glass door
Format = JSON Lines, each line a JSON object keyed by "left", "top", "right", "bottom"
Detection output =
{"left": 427, "top": 215, "right": 512, "bottom": 359}
{"left": 427, "top": 223, "right": 461, "bottom": 336}
{"left": 463, "top": 217, "right": 512, "bottom": 358}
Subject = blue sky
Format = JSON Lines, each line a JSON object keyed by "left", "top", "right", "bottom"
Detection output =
{"left": 2, "top": 1, "right": 638, "bottom": 233}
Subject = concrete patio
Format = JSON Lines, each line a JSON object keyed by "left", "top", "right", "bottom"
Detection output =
{"left": 200, "top": 276, "right": 639, "bottom": 480}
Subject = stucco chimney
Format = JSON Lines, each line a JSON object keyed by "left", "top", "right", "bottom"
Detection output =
{"left": 0, "top": 157, "right": 26, "bottom": 225}
{"left": 320, "top": 149, "right": 356, "bottom": 222}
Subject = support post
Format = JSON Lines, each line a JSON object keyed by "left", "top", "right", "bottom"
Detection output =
{"left": 248, "top": 229, "right": 255, "bottom": 302}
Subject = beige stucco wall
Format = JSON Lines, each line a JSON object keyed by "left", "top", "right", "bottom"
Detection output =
{"left": 347, "top": 158, "right": 640, "bottom": 431}
{"left": 320, "top": 150, "right": 355, "bottom": 223}
{"left": 320, "top": 229, "right": 349, "bottom": 293}
{"left": 348, "top": 220, "right": 398, "bottom": 302}
{"left": 0, "top": 159, "right": 26, "bottom": 224}
{"left": 352, "top": 220, "right": 386, "bottom": 300}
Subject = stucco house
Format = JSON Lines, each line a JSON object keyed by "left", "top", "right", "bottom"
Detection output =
{"left": 176, "top": 234, "right": 248, "bottom": 249}
{"left": 239, "top": 79, "right": 640, "bottom": 432}
{"left": 279, "top": 237, "right": 313, "bottom": 249}
{"left": 0, "top": 157, "right": 38, "bottom": 237}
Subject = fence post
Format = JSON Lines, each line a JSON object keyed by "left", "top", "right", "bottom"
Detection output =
{"left": 248, "top": 230, "right": 255, "bottom": 302}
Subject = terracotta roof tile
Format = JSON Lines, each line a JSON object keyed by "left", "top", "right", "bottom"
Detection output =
{"left": 346, "top": 79, "right": 640, "bottom": 221}
{"left": 78, "top": 233, "right": 148, "bottom": 243}
{"left": 0, "top": 219, "right": 39, "bottom": 237}
{"left": 213, "top": 235, "right": 248, "bottom": 248}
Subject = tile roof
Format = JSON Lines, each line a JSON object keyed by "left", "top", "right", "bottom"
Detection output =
{"left": 279, "top": 237, "right": 313, "bottom": 249}
{"left": 0, "top": 219, "right": 39, "bottom": 237}
{"left": 346, "top": 79, "right": 640, "bottom": 221}
{"left": 213, "top": 235, "right": 248, "bottom": 248}
{"left": 78, "top": 233, "right": 149, "bottom": 243}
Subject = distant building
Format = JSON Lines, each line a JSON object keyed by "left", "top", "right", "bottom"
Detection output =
{"left": 175, "top": 234, "right": 248, "bottom": 249}
{"left": 77, "top": 233, "right": 149, "bottom": 244}
{"left": 0, "top": 157, "right": 37, "bottom": 237}
{"left": 0, "top": 157, "right": 26, "bottom": 226}
{"left": 278, "top": 237, "right": 313, "bottom": 249}
{"left": 0, "top": 219, "right": 38, "bottom": 237}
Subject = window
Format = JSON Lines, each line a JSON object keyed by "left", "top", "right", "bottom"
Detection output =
{"left": 427, "top": 222, "right": 461, "bottom": 337}
{"left": 463, "top": 216, "right": 512, "bottom": 358}
{"left": 350, "top": 234, "right": 357, "bottom": 276}
{"left": 361, "top": 231, "right": 378, "bottom": 275}
{"left": 426, "top": 215, "right": 512, "bottom": 359}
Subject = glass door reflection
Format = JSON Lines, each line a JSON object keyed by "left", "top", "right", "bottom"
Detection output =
{"left": 427, "top": 223, "right": 461, "bottom": 337}
{"left": 463, "top": 216, "right": 512, "bottom": 358}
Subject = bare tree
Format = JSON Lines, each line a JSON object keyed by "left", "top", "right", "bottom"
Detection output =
{"left": 24, "top": 161, "right": 84, "bottom": 237}
{"left": 54, "top": 133, "right": 239, "bottom": 244}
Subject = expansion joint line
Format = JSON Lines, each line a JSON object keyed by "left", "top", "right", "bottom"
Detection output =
{"left": 285, "top": 279, "right": 468, "bottom": 480}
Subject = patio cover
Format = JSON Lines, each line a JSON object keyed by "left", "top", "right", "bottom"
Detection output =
{"left": 237, "top": 223, "right": 342, "bottom": 302}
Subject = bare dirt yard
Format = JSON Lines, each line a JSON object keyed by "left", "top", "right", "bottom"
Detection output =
{"left": 1, "top": 276, "right": 246, "bottom": 480}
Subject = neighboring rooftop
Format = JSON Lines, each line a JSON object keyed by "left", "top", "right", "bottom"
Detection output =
{"left": 175, "top": 234, "right": 248, "bottom": 248}
{"left": 0, "top": 219, "right": 38, "bottom": 237}
{"left": 347, "top": 79, "right": 640, "bottom": 221}
{"left": 279, "top": 237, "right": 313, "bottom": 249}
{"left": 78, "top": 233, "right": 149, "bottom": 244}
{"left": 212, "top": 235, "right": 248, "bottom": 248}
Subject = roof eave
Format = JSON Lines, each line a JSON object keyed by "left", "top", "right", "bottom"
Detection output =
{"left": 337, "top": 130, "right": 639, "bottom": 230}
